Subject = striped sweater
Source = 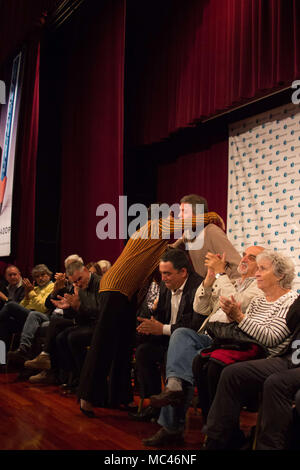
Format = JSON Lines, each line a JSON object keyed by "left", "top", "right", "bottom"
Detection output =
{"left": 238, "top": 290, "right": 299, "bottom": 356}
{"left": 100, "top": 213, "right": 222, "bottom": 300}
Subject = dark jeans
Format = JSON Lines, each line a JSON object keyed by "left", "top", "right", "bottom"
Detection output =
{"left": 206, "top": 356, "right": 300, "bottom": 450}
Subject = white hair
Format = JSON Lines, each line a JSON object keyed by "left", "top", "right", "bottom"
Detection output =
{"left": 97, "top": 260, "right": 111, "bottom": 273}
{"left": 256, "top": 250, "right": 295, "bottom": 289}
{"left": 64, "top": 254, "right": 84, "bottom": 268}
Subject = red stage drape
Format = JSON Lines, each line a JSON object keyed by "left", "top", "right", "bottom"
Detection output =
{"left": 157, "top": 138, "right": 229, "bottom": 222}
{"left": 60, "top": 0, "right": 125, "bottom": 265}
{"left": 127, "top": 0, "right": 300, "bottom": 147}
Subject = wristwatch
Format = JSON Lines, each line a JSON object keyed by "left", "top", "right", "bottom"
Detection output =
{"left": 215, "top": 272, "right": 226, "bottom": 279}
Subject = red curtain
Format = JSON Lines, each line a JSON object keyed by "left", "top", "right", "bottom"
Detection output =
{"left": 157, "top": 138, "right": 229, "bottom": 222}
{"left": 127, "top": 0, "right": 300, "bottom": 147}
{"left": 60, "top": 0, "right": 125, "bottom": 265}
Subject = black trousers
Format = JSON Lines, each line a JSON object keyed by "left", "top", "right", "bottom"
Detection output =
{"left": 55, "top": 325, "right": 93, "bottom": 379}
{"left": 192, "top": 356, "right": 224, "bottom": 422}
{"left": 43, "top": 317, "right": 74, "bottom": 355}
{"left": 78, "top": 291, "right": 135, "bottom": 407}
{"left": 135, "top": 340, "right": 167, "bottom": 398}
{"left": 206, "top": 356, "right": 300, "bottom": 450}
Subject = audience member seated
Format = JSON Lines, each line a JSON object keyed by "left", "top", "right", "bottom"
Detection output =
{"left": 204, "top": 293, "right": 300, "bottom": 450}
{"left": 135, "top": 269, "right": 160, "bottom": 320}
{"left": 97, "top": 260, "right": 111, "bottom": 275}
{"left": 24, "top": 254, "right": 83, "bottom": 384}
{"left": 142, "top": 245, "right": 264, "bottom": 446}
{"left": 86, "top": 262, "right": 103, "bottom": 277}
{"left": 0, "top": 264, "right": 54, "bottom": 363}
{"left": 131, "top": 249, "right": 205, "bottom": 422}
{"left": 22, "top": 254, "right": 83, "bottom": 384}
{"left": 26, "top": 260, "right": 101, "bottom": 389}
{"left": 0, "top": 265, "right": 25, "bottom": 309}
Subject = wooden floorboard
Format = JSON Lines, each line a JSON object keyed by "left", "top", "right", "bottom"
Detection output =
{"left": 0, "top": 370, "right": 257, "bottom": 451}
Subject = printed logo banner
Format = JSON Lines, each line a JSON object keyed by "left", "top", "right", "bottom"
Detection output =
{"left": 227, "top": 103, "right": 300, "bottom": 293}
{"left": 0, "top": 52, "right": 23, "bottom": 256}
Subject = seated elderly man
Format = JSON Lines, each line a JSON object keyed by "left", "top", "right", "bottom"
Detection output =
{"left": 0, "top": 265, "right": 25, "bottom": 309}
{"left": 26, "top": 259, "right": 101, "bottom": 388}
{"left": 1, "top": 264, "right": 54, "bottom": 365}
{"left": 142, "top": 245, "right": 265, "bottom": 446}
{"left": 22, "top": 254, "right": 83, "bottom": 376}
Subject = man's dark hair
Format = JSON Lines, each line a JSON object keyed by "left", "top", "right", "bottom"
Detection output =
{"left": 180, "top": 194, "right": 208, "bottom": 214}
{"left": 160, "top": 249, "right": 193, "bottom": 274}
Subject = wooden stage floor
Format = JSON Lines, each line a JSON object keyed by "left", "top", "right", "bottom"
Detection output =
{"left": 0, "top": 370, "right": 257, "bottom": 451}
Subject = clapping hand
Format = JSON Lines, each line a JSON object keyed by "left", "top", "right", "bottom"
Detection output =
{"left": 205, "top": 252, "right": 226, "bottom": 273}
{"left": 51, "top": 295, "right": 70, "bottom": 309}
{"left": 219, "top": 295, "right": 244, "bottom": 323}
{"left": 53, "top": 272, "right": 66, "bottom": 292}
{"left": 136, "top": 316, "right": 164, "bottom": 335}
{"left": 23, "top": 278, "right": 35, "bottom": 296}
{"left": 64, "top": 291, "right": 80, "bottom": 311}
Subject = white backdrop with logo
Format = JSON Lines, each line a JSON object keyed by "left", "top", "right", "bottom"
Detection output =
{"left": 227, "top": 103, "right": 300, "bottom": 294}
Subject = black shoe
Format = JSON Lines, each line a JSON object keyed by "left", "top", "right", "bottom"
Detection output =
{"left": 80, "top": 407, "right": 95, "bottom": 418}
{"left": 129, "top": 405, "right": 160, "bottom": 422}
{"left": 142, "top": 428, "right": 184, "bottom": 447}
{"left": 150, "top": 388, "right": 184, "bottom": 408}
{"left": 7, "top": 348, "right": 29, "bottom": 367}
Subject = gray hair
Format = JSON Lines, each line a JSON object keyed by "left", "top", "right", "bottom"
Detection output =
{"left": 64, "top": 254, "right": 84, "bottom": 268}
{"left": 65, "top": 260, "right": 85, "bottom": 277}
{"left": 97, "top": 260, "right": 111, "bottom": 272}
{"left": 256, "top": 250, "right": 295, "bottom": 289}
{"left": 32, "top": 264, "right": 53, "bottom": 278}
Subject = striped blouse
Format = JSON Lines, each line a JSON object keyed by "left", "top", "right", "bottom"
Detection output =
{"left": 100, "top": 212, "right": 222, "bottom": 300}
{"left": 238, "top": 290, "right": 299, "bottom": 356}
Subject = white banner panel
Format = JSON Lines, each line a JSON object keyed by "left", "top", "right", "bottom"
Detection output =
{"left": 0, "top": 52, "right": 23, "bottom": 256}
{"left": 227, "top": 103, "right": 300, "bottom": 294}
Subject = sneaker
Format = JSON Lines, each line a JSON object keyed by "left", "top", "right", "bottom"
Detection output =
{"left": 24, "top": 353, "right": 51, "bottom": 370}
{"left": 7, "top": 348, "right": 29, "bottom": 367}
{"left": 28, "top": 370, "right": 57, "bottom": 385}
